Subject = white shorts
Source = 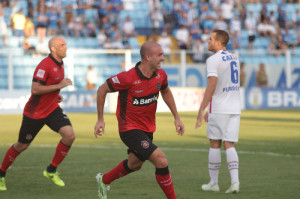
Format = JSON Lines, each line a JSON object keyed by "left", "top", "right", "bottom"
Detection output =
{"left": 206, "top": 113, "right": 240, "bottom": 142}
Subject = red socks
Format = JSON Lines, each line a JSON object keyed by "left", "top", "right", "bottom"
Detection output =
{"left": 102, "top": 159, "right": 133, "bottom": 184}
{"left": 155, "top": 167, "right": 177, "bottom": 199}
{"left": 50, "top": 141, "right": 71, "bottom": 167}
{"left": 0, "top": 145, "right": 20, "bottom": 173}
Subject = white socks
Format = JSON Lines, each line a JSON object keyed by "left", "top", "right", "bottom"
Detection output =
{"left": 226, "top": 147, "right": 239, "bottom": 185}
{"left": 208, "top": 148, "right": 221, "bottom": 185}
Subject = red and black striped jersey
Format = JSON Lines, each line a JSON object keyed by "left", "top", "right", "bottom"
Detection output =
{"left": 23, "top": 54, "right": 64, "bottom": 119}
{"left": 107, "top": 62, "right": 168, "bottom": 133}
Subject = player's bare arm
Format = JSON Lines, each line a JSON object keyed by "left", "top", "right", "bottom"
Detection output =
{"left": 160, "top": 87, "right": 185, "bottom": 135}
{"left": 31, "top": 78, "right": 73, "bottom": 95}
{"left": 94, "top": 82, "right": 111, "bottom": 138}
{"left": 195, "top": 76, "right": 218, "bottom": 129}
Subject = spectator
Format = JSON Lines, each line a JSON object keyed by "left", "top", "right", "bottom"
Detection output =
{"left": 22, "top": 36, "right": 36, "bottom": 55}
{"left": 292, "top": 9, "right": 300, "bottom": 30}
{"left": 35, "top": 40, "right": 49, "bottom": 56}
{"left": 190, "top": 18, "right": 201, "bottom": 40}
{"left": 213, "top": 16, "right": 228, "bottom": 31}
{"left": 47, "top": 6, "right": 59, "bottom": 36}
{"left": 256, "top": 63, "right": 268, "bottom": 87}
{"left": 107, "top": 0, "right": 124, "bottom": 25}
{"left": 161, "top": 0, "right": 174, "bottom": 34}
{"left": 102, "top": 16, "right": 113, "bottom": 38}
{"left": 0, "top": 3, "right": 8, "bottom": 46}
{"left": 257, "top": 19, "right": 276, "bottom": 37}
{"left": 121, "top": 16, "right": 135, "bottom": 38}
{"left": 231, "top": 15, "right": 242, "bottom": 35}
{"left": 11, "top": 9, "right": 26, "bottom": 46}
{"left": 95, "top": 0, "right": 108, "bottom": 28}
{"left": 192, "top": 38, "right": 205, "bottom": 63}
{"left": 24, "top": 16, "right": 35, "bottom": 37}
{"left": 66, "top": 15, "right": 76, "bottom": 37}
{"left": 97, "top": 28, "right": 107, "bottom": 47}
{"left": 74, "top": 17, "right": 86, "bottom": 37}
{"left": 277, "top": 4, "right": 288, "bottom": 29}
{"left": 231, "top": 31, "right": 242, "bottom": 51}
{"left": 268, "top": 36, "right": 282, "bottom": 57}
{"left": 36, "top": 5, "right": 48, "bottom": 43}
{"left": 85, "top": 21, "right": 97, "bottom": 37}
{"left": 62, "top": 0, "right": 75, "bottom": 25}
{"left": 187, "top": 1, "right": 197, "bottom": 27}
{"left": 281, "top": 26, "right": 297, "bottom": 50}
{"left": 86, "top": 65, "right": 98, "bottom": 90}
{"left": 200, "top": 4, "right": 217, "bottom": 31}
{"left": 27, "top": 0, "right": 34, "bottom": 19}
{"left": 111, "top": 35, "right": 124, "bottom": 49}
{"left": 220, "top": 0, "right": 234, "bottom": 26}
{"left": 76, "top": 0, "right": 93, "bottom": 23}
{"left": 236, "top": 1, "right": 247, "bottom": 28}
{"left": 245, "top": 12, "right": 257, "bottom": 50}
{"left": 147, "top": 32, "right": 158, "bottom": 42}
{"left": 176, "top": 25, "right": 190, "bottom": 49}
{"left": 150, "top": 6, "right": 163, "bottom": 34}
{"left": 240, "top": 62, "right": 246, "bottom": 87}
{"left": 157, "top": 32, "right": 172, "bottom": 62}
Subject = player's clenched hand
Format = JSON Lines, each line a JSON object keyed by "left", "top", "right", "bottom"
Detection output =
{"left": 58, "top": 95, "right": 63, "bottom": 103}
{"left": 94, "top": 120, "right": 105, "bottom": 138}
{"left": 195, "top": 110, "right": 206, "bottom": 129}
{"left": 59, "top": 78, "right": 73, "bottom": 89}
{"left": 174, "top": 118, "right": 184, "bottom": 136}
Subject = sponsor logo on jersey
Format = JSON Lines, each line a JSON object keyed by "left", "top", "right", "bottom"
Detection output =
{"left": 132, "top": 93, "right": 159, "bottom": 106}
{"left": 36, "top": 69, "right": 45, "bottom": 78}
{"left": 141, "top": 140, "right": 150, "bottom": 149}
{"left": 112, "top": 76, "right": 120, "bottom": 84}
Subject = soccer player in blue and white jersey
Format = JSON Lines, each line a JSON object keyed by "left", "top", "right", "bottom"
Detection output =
{"left": 195, "top": 30, "right": 241, "bottom": 194}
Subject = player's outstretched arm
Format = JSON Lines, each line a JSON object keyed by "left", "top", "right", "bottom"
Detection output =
{"left": 94, "top": 82, "right": 111, "bottom": 138}
{"left": 160, "top": 87, "right": 185, "bottom": 136}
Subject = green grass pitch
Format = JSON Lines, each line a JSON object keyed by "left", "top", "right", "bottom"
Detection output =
{"left": 0, "top": 110, "right": 299, "bottom": 199}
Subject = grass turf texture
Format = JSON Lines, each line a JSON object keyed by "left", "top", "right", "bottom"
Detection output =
{"left": 0, "top": 110, "right": 299, "bottom": 199}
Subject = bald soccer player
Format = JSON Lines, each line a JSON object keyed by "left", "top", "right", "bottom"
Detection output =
{"left": 94, "top": 41, "right": 185, "bottom": 199}
{"left": 0, "top": 37, "right": 75, "bottom": 191}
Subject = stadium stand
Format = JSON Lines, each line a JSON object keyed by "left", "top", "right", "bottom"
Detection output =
{"left": 0, "top": 0, "right": 300, "bottom": 90}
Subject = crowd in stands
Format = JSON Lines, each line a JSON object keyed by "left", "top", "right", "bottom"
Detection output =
{"left": 0, "top": 0, "right": 300, "bottom": 61}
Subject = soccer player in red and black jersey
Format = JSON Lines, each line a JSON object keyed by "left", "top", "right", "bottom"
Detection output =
{"left": 0, "top": 37, "right": 75, "bottom": 191}
{"left": 94, "top": 41, "right": 185, "bottom": 199}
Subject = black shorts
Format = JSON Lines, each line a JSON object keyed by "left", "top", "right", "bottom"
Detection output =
{"left": 18, "top": 107, "right": 71, "bottom": 143}
{"left": 120, "top": 129, "right": 158, "bottom": 161}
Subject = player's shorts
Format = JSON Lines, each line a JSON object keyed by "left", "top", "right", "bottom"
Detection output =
{"left": 206, "top": 113, "right": 240, "bottom": 142}
{"left": 120, "top": 129, "right": 158, "bottom": 161}
{"left": 18, "top": 107, "right": 72, "bottom": 143}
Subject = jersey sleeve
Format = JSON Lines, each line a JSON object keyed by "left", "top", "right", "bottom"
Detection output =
{"left": 106, "top": 71, "right": 132, "bottom": 92}
{"left": 206, "top": 56, "right": 218, "bottom": 78}
{"left": 32, "top": 62, "right": 49, "bottom": 85}
{"left": 160, "top": 69, "right": 168, "bottom": 90}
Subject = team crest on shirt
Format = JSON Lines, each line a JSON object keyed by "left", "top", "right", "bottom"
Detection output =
{"left": 141, "top": 140, "right": 150, "bottom": 149}
{"left": 134, "top": 80, "right": 141, "bottom": 85}
{"left": 156, "top": 82, "right": 161, "bottom": 90}
{"left": 26, "top": 134, "right": 33, "bottom": 141}
{"left": 53, "top": 67, "right": 58, "bottom": 72}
